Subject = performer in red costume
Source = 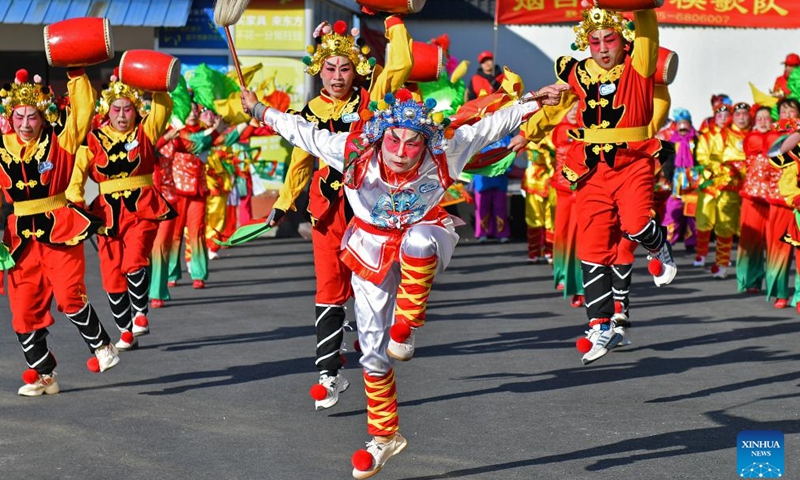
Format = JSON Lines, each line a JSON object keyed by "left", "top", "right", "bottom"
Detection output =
{"left": 67, "top": 69, "right": 175, "bottom": 351}
{"left": 265, "top": 16, "right": 413, "bottom": 410}
{"left": 0, "top": 68, "right": 120, "bottom": 395}
{"left": 517, "top": 2, "right": 676, "bottom": 365}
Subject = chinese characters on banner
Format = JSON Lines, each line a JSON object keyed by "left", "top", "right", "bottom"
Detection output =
{"left": 235, "top": 0, "right": 306, "bottom": 51}
{"left": 496, "top": 0, "right": 800, "bottom": 28}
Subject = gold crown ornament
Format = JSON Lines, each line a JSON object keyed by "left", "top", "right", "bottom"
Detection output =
{"left": 572, "top": 8, "right": 635, "bottom": 51}
{"left": 96, "top": 68, "right": 146, "bottom": 117}
{"left": 0, "top": 69, "right": 59, "bottom": 125}
{"left": 303, "top": 20, "right": 376, "bottom": 77}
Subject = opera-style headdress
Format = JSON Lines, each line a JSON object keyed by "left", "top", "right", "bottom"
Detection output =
{"left": 572, "top": 8, "right": 635, "bottom": 52}
{"left": 303, "top": 20, "right": 375, "bottom": 77}
{"left": 0, "top": 69, "right": 59, "bottom": 124}
{"left": 361, "top": 88, "right": 451, "bottom": 154}
{"left": 97, "top": 68, "right": 146, "bottom": 117}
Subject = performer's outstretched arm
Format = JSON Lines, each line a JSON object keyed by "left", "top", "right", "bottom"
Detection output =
{"left": 259, "top": 107, "right": 348, "bottom": 172}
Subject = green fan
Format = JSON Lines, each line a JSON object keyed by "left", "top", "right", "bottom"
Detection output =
{"left": 215, "top": 222, "right": 271, "bottom": 247}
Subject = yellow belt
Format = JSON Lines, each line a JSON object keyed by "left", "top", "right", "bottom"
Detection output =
{"left": 573, "top": 126, "right": 651, "bottom": 144}
{"left": 99, "top": 174, "right": 154, "bottom": 194}
{"left": 13, "top": 192, "right": 68, "bottom": 216}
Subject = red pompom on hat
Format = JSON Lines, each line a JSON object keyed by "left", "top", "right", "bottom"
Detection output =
{"left": 87, "top": 356, "right": 101, "bottom": 373}
{"left": 15, "top": 69, "right": 29, "bottom": 84}
{"left": 333, "top": 20, "right": 347, "bottom": 35}
{"left": 395, "top": 88, "right": 413, "bottom": 103}
{"left": 647, "top": 258, "right": 664, "bottom": 276}
{"left": 309, "top": 384, "right": 328, "bottom": 401}
{"left": 22, "top": 368, "right": 40, "bottom": 384}
{"left": 120, "top": 331, "right": 135, "bottom": 344}
{"left": 352, "top": 449, "right": 374, "bottom": 471}
{"left": 389, "top": 322, "right": 412, "bottom": 343}
{"left": 576, "top": 337, "right": 592, "bottom": 354}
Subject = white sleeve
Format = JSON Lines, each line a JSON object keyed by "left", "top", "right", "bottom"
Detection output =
{"left": 446, "top": 101, "right": 541, "bottom": 177}
{"left": 262, "top": 107, "right": 348, "bottom": 172}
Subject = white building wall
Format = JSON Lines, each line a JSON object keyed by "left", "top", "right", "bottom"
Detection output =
{"left": 402, "top": 20, "right": 800, "bottom": 125}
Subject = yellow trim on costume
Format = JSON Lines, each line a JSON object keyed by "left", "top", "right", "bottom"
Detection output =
{"left": 575, "top": 125, "right": 650, "bottom": 144}
{"left": 13, "top": 192, "right": 67, "bottom": 216}
{"left": 98, "top": 174, "right": 154, "bottom": 195}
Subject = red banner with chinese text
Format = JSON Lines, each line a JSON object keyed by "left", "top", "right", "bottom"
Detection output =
{"left": 496, "top": 0, "right": 800, "bottom": 28}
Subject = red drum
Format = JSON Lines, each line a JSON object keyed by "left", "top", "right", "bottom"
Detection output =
{"left": 44, "top": 17, "right": 113, "bottom": 68}
{"left": 592, "top": 0, "right": 663, "bottom": 10}
{"left": 357, "top": 0, "right": 426, "bottom": 14}
{"left": 119, "top": 50, "right": 181, "bottom": 92}
{"left": 387, "top": 42, "right": 442, "bottom": 83}
{"left": 655, "top": 47, "right": 678, "bottom": 85}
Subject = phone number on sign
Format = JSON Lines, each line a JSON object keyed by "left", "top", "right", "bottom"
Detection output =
{"left": 661, "top": 12, "right": 732, "bottom": 24}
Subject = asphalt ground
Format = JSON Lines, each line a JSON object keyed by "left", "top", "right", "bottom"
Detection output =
{"left": 0, "top": 234, "right": 797, "bottom": 480}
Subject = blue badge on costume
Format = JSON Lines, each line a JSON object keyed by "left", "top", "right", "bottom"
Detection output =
{"left": 419, "top": 183, "right": 439, "bottom": 194}
{"left": 342, "top": 112, "right": 360, "bottom": 124}
{"left": 599, "top": 84, "right": 616, "bottom": 96}
{"left": 37, "top": 161, "right": 53, "bottom": 174}
{"left": 125, "top": 140, "right": 139, "bottom": 151}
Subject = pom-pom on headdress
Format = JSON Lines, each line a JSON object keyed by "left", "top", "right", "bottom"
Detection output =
{"left": 0, "top": 69, "right": 59, "bottom": 124}
{"left": 303, "top": 20, "right": 375, "bottom": 77}
{"left": 97, "top": 67, "right": 146, "bottom": 117}
{"left": 572, "top": 8, "right": 635, "bottom": 52}
{"left": 361, "top": 88, "right": 452, "bottom": 154}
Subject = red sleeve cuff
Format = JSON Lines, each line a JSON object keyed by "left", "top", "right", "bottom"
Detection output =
{"left": 385, "top": 15, "right": 404, "bottom": 29}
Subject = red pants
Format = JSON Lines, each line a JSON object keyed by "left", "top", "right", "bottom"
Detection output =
{"left": 576, "top": 159, "right": 655, "bottom": 265}
{"left": 98, "top": 208, "right": 159, "bottom": 293}
{"left": 313, "top": 197, "right": 352, "bottom": 305}
{"left": 7, "top": 242, "right": 88, "bottom": 333}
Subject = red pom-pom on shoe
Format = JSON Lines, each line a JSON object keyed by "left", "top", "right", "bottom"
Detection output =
{"left": 22, "top": 368, "right": 39, "bottom": 384}
{"left": 576, "top": 337, "right": 592, "bottom": 354}
{"left": 710, "top": 265, "right": 720, "bottom": 274}
{"left": 614, "top": 301, "right": 623, "bottom": 314}
{"left": 134, "top": 316, "right": 149, "bottom": 328}
{"left": 333, "top": 20, "right": 347, "bottom": 35}
{"left": 390, "top": 322, "right": 412, "bottom": 343}
{"left": 86, "top": 357, "right": 100, "bottom": 373}
{"left": 353, "top": 339, "right": 361, "bottom": 352}
{"left": 309, "top": 384, "right": 328, "bottom": 401}
{"left": 352, "top": 449, "right": 374, "bottom": 471}
{"left": 120, "top": 331, "right": 135, "bottom": 344}
{"left": 648, "top": 258, "right": 663, "bottom": 276}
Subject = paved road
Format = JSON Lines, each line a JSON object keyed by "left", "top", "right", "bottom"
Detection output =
{"left": 0, "top": 235, "right": 796, "bottom": 480}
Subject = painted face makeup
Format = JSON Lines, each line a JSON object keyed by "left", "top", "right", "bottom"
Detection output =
{"left": 381, "top": 128, "right": 426, "bottom": 174}
{"left": 588, "top": 29, "right": 625, "bottom": 70}
{"left": 320, "top": 56, "right": 355, "bottom": 100}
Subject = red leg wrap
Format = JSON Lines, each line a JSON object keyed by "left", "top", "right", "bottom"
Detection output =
{"left": 527, "top": 227, "right": 543, "bottom": 259}
{"left": 715, "top": 235, "right": 733, "bottom": 267}
{"left": 365, "top": 369, "right": 398, "bottom": 437}
{"left": 395, "top": 254, "right": 437, "bottom": 328}
{"left": 696, "top": 230, "right": 711, "bottom": 258}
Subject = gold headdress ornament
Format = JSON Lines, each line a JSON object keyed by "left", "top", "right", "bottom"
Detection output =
{"left": 97, "top": 68, "right": 146, "bottom": 117}
{"left": 572, "top": 8, "right": 635, "bottom": 52}
{"left": 302, "top": 20, "right": 375, "bottom": 77}
{"left": 0, "top": 69, "right": 59, "bottom": 124}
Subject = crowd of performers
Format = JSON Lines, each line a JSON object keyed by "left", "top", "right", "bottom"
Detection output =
{"left": 5, "top": 0, "right": 800, "bottom": 478}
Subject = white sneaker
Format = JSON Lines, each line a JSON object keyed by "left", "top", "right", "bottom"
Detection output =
{"left": 387, "top": 329, "right": 416, "bottom": 362}
{"left": 132, "top": 314, "right": 150, "bottom": 337}
{"left": 712, "top": 266, "right": 728, "bottom": 279}
{"left": 611, "top": 313, "right": 632, "bottom": 348}
{"left": 581, "top": 324, "right": 623, "bottom": 365}
{"left": 648, "top": 242, "right": 677, "bottom": 287}
{"left": 95, "top": 344, "right": 120, "bottom": 372}
{"left": 352, "top": 433, "right": 408, "bottom": 479}
{"left": 115, "top": 332, "right": 139, "bottom": 351}
{"left": 692, "top": 255, "right": 706, "bottom": 267}
{"left": 18, "top": 372, "right": 60, "bottom": 396}
{"left": 315, "top": 374, "right": 350, "bottom": 410}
